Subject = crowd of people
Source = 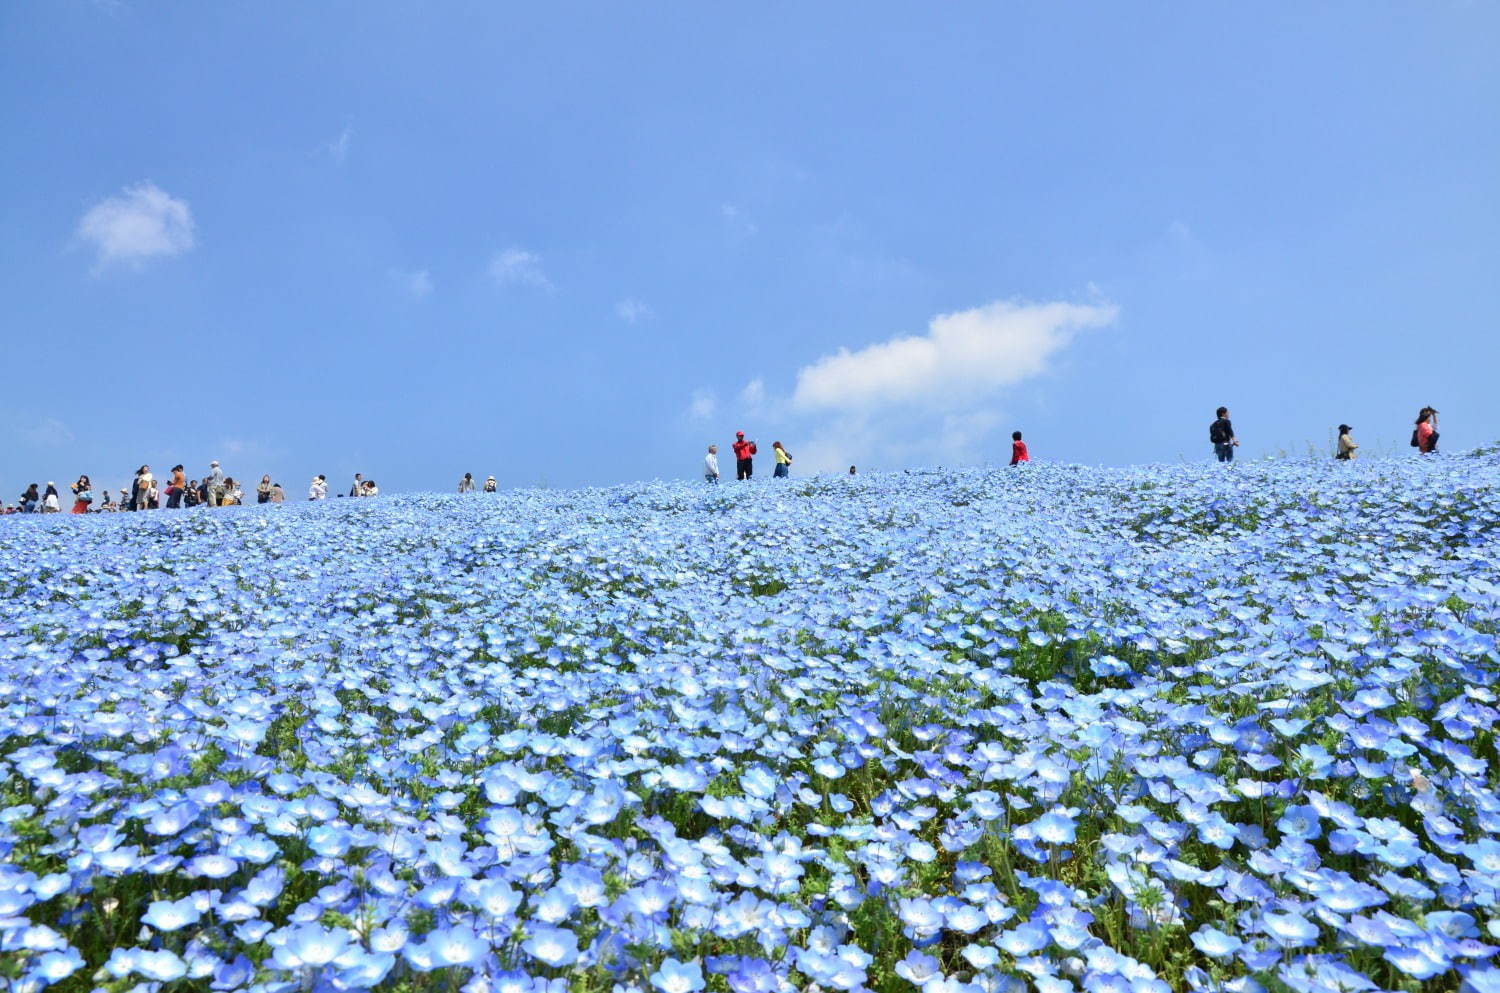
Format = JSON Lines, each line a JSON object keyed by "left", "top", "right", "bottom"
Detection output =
{"left": 0, "top": 406, "right": 1449, "bottom": 515}
{"left": 5, "top": 462, "right": 384, "bottom": 515}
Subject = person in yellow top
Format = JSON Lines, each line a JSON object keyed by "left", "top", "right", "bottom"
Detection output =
{"left": 772, "top": 442, "right": 793, "bottom": 478}
{"left": 1336, "top": 424, "right": 1358, "bottom": 461}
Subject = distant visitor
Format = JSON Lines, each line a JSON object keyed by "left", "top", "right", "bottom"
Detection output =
{"left": 1336, "top": 425, "right": 1358, "bottom": 461}
{"left": 772, "top": 442, "right": 793, "bottom": 478}
{"left": 1210, "top": 407, "right": 1239, "bottom": 463}
{"left": 732, "top": 432, "right": 757, "bottom": 480}
{"left": 1413, "top": 407, "right": 1439, "bottom": 454}
{"left": 1010, "top": 431, "right": 1030, "bottom": 466}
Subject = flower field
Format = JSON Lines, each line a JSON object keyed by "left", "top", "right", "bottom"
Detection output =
{"left": 3, "top": 457, "right": 1500, "bottom": 993}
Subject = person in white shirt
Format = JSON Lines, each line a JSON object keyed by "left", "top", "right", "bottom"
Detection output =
{"left": 704, "top": 444, "right": 720, "bottom": 484}
{"left": 309, "top": 475, "right": 328, "bottom": 501}
{"left": 458, "top": 473, "right": 475, "bottom": 493}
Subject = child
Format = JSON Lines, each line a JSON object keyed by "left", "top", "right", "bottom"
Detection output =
{"left": 1010, "top": 431, "right": 1030, "bottom": 466}
{"left": 704, "top": 445, "right": 720, "bottom": 484}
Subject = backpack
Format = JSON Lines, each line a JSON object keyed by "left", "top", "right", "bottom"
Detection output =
{"left": 1410, "top": 429, "right": 1420, "bottom": 448}
{"left": 1209, "top": 420, "right": 1228, "bottom": 445}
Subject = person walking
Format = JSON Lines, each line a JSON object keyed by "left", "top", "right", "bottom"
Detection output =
{"left": 309, "top": 475, "right": 328, "bottom": 501}
{"left": 203, "top": 461, "right": 225, "bottom": 507}
{"left": 458, "top": 473, "right": 476, "bottom": 493}
{"left": 165, "top": 465, "right": 187, "bottom": 508}
{"left": 1010, "top": 431, "right": 1030, "bottom": 466}
{"left": 70, "top": 476, "right": 94, "bottom": 514}
{"left": 1336, "top": 425, "right": 1358, "bottom": 461}
{"left": 483, "top": 475, "right": 497, "bottom": 493}
{"left": 704, "top": 444, "right": 721, "bottom": 484}
{"left": 732, "top": 431, "right": 757, "bottom": 480}
{"left": 772, "top": 442, "right": 793, "bottom": 478}
{"left": 41, "top": 483, "right": 61, "bottom": 513}
{"left": 256, "top": 475, "right": 274, "bottom": 504}
{"left": 350, "top": 473, "right": 364, "bottom": 497}
{"left": 1210, "top": 407, "right": 1239, "bottom": 463}
{"left": 1414, "top": 407, "right": 1439, "bottom": 454}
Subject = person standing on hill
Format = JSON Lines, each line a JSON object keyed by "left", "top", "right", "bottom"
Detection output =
{"left": 137, "top": 466, "right": 156, "bottom": 510}
{"left": 732, "top": 431, "right": 757, "bottom": 480}
{"left": 1336, "top": 425, "right": 1358, "bottom": 461}
{"left": 1210, "top": 407, "right": 1239, "bottom": 463}
{"left": 1010, "top": 431, "right": 1030, "bottom": 465}
{"left": 205, "top": 461, "right": 226, "bottom": 507}
{"left": 257, "top": 475, "right": 274, "bottom": 504}
{"left": 772, "top": 442, "right": 793, "bottom": 478}
{"left": 166, "top": 465, "right": 186, "bottom": 508}
{"left": 483, "top": 475, "right": 497, "bottom": 493}
{"left": 704, "top": 444, "right": 721, "bottom": 484}
{"left": 309, "top": 475, "right": 328, "bottom": 501}
{"left": 71, "top": 476, "right": 93, "bottom": 514}
{"left": 458, "top": 473, "right": 476, "bottom": 493}
{"left": 350, "top": 473, "right": 363, "bottom": 497}
{"left": 1414, "top": 407, "right": 1439, "bottom": 454}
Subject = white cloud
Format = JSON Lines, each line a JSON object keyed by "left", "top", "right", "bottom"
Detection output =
{"left": 687, "top": 388, "right": 717, "bottom": 421}
{"left": 781, "top": 298, "right": 1118, "bottom": 472}
{"left": 76, "top": 182, "right": 195, "bottom": 270}
{"left": 19, "top": 417, "right": 75, "bottom": 447}
{"left": 324, "top": 125, "right": 352, "bottom": 164}
{"left": 793, "top": 299, "right": 1118, "bottom": 412}
{"left": 390, "top": 267, "right": 433, "bottom": 299}
{"left": 489, "top": 248, "right": 553, "bottom": 291}
{"left": 615, "top": 297, "right": 652, "bottom": 324}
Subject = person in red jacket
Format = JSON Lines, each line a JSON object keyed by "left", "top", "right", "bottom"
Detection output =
{"left": 1010, "top": 430, "right": 1030, "bottom": 466}
{"left": 732, "top": 431, "right": 758, "bottom": 480}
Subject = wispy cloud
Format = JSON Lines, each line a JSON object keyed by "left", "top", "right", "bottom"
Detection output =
{"left": 390, "top": 267, "right": 433, "bottom": 300}
{"left": 721, "top": 203, "right": 758, "bottom": 238}
{"left": 19, "top": 417, "right": 75, "bottom": 447}
{"left": 489, "top": 248, "right": 553, "bottom": 291}
{"left": 686, "top": 388, "right": 718, "bottom": 421}
{"left": 739, "top": 378, "right": 767, "bottom": 417}
{"left": 615, "top": 297, "right": 653, "bottom": 324}
{"left": 76, "top": 182, "right": 195, "bottom": 270}
{"left": 323, "top": 125, "right": 352, "bottom": 165}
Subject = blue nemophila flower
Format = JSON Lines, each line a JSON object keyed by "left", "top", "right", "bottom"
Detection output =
{"left": 405, "top": 925, "right": 489, "bottom": 970}
{"left": 1262, "top": 911, "right": 1320, "bottom": 948}
{"left": 1189, "top": 926, "right": 1242, "bottom": 959}
{"left": 651, "top": 957, "right": 706, "bottom": 993}
{"left": 271, "top": 923, "right": 351, "bottom": 970}
{"left": 523, "top": 924, "right": 579, "bottom": 967}
{"left": 141, "top": 896, "right": 202, "bottom": 932}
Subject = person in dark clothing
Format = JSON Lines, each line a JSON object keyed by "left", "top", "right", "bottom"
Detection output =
{"left": 732, "top": 431, "right": 757, "bottom": 480}
{"left": 1210, "top": 407, "right": 1239, "bottom": 463}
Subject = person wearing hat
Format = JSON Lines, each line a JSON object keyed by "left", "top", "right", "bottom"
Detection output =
{"left": 731, "top": 431, "right": 757, "bottom": 480}
{"left": 205, "top": 460, "right": 226, "bottom": 507}
{"left": 483, "top": 475, "right": 497, "bottom": 493}
{"left": 1414, "top": 407, "right": 1439, "bottom": 454}
{"left": 309, "top": 475, "right": 328, "bottom": 501}
{"left": 1336, "top": 425, "right": 1358, "bottom": 461}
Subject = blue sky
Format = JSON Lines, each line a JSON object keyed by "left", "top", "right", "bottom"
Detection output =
{"left": 3, "top": 2, "right": 1496, "bottom": 498}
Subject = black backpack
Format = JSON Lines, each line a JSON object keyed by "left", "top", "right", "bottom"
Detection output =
{"left": 1209, "top": 420, "right": 1228, "bottom": 445}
